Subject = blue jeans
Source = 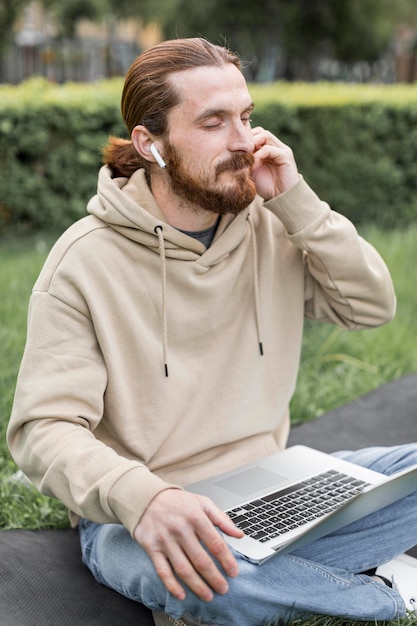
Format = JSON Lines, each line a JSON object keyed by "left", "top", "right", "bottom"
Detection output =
{"left": 79, "top": 445, "right": 417, "bottom": 625}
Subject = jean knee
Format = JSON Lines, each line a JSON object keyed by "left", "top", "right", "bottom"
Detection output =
{"left": 333, "top": 443, "right": 417, "bottom": 475}
{"left": 78, "top": 519, "right": 170, "bottom": 608}
{"left": 78, "top": 519, "right": 108, "bottom": 585}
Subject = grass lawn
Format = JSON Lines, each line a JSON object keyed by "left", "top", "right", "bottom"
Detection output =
{"left": 291, "top": 224, "right": 417, "bottom": 424}
{"left": 1, "top": 226, "right": 416, "bottom": 625}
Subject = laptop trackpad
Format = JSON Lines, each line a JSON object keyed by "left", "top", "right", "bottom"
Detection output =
{"left": 214, "top": 467, "right": 286, "bottom": 497}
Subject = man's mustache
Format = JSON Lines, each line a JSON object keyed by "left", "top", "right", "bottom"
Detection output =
{"left": 216, "top": 152, "right": 255, "bottom": 177}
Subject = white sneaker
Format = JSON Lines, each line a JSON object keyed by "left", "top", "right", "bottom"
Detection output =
{"left": 377, "top": 553, "right": 417, "bottom": 614}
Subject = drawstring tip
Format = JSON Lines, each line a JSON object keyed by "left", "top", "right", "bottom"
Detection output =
{"left": 259, "top": 342, "right": 264, "bottom": 356}
{"left": 164, "top": 363, "right": 169, "bottom": 377}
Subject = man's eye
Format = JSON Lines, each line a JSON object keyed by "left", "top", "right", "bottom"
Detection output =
{"left": 204, "top": 121, "right": 222, "bottom": 129}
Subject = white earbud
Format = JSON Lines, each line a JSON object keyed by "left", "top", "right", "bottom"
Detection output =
{"left": 150, "top": 143, "right": 166, "bottom": 169}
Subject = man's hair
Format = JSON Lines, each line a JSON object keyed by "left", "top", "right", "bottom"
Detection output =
{"left": 103, "top": 38, "right": 241, "bottom": 178}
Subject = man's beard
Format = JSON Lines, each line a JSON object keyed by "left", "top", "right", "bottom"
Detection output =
{"left": 162, "top": 143, "right": 257, "bottom": 215}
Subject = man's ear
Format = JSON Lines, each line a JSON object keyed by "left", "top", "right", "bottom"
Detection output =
{"left": 131, "top": 125, "right": 155, "bottom": 163}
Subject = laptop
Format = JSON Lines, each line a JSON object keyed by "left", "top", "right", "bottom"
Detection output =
{"left": 186, "top": 445, "right": 417, "bottom": 563}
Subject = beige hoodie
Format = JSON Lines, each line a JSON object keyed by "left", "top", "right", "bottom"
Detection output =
{"left": 7, "top": 166, "right": 395, "bottom": 535}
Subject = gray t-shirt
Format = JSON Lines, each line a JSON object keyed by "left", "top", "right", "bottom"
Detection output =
{"left": 179, "top": 217, "right": 220, "bottom": 248}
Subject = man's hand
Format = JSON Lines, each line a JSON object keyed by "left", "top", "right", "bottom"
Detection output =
{"left": 251, "top": 126, "right": 300, "bottom": 200}
{"left": 133, "top": 489, "right": 244, "bottom": 602}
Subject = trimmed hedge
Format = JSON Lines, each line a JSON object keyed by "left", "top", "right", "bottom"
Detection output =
{"left": 0, "top": 78, "right": 125, "bottom": 233}
{"left": 1, "top": 78, "right": 417, "bottom": 233}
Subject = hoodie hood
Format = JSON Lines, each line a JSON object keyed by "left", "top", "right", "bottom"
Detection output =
{"left": 87, "top": 166, "right": 254, "bottom": 267}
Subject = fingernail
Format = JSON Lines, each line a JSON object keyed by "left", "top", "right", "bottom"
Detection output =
{"left": 203, "top": 590, "right": 214, "bottom": 602}
{"left": 218, "top": 582, "right": 229, "bottom": 595}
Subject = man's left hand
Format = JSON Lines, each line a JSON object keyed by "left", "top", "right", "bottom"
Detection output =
{"left": 251, "top": 127, "right": 300, "bottom": 200}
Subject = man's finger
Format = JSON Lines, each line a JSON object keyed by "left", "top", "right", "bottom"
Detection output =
{"left": 197, "top": 513, "right": 241, "bottom": 579}
{"left": 173, "top": 541, "right": 224, "bottom": 600}
{"left": 152, "top": 551, "right": 187, "bottom": 601}
{"left": 154, "top": 539, "right": 222, "bottom": 601}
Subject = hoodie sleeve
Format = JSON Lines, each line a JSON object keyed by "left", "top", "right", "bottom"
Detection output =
{"left": 264, "top": 177, "right": 396, "bottom": 329}
{"left": 7, "top": 290, "right": 179, "bottom": 535}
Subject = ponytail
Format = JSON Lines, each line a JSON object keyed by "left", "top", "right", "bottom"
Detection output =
{"left": 102, "top": 136, "right": 148, "bottom": 178}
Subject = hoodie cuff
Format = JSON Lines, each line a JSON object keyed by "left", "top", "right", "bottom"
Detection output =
{"left": 264, "top": 176, "right": 329, "bottom": 235}
{"left": 107, "top": 465, "right": 182, "bottom": 535}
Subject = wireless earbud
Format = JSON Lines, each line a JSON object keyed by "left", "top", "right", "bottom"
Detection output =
{"left": 150, "top": 143, "right": 166, "bottom": 169}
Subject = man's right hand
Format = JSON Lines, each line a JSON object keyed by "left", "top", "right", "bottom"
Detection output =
{"left": 133, "top": 488, "right": 244, "bottom": 602}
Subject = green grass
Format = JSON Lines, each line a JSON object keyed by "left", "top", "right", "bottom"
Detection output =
{"left": 290, "top": 224, "right": 417, "bottom": 424}
{"left": 1, "top": 227, "right": 416, "bottom": 626}
{"left": 0, "top": 233, "right": 70, "bottom": 529}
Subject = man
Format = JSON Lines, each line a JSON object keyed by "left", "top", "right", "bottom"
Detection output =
{"left": 7, "top": 38, "right": 417, "bottom": 626}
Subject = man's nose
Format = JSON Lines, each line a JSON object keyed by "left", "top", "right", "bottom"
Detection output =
{"left": 228, "top": 124, "right": 255, "bottom": 153}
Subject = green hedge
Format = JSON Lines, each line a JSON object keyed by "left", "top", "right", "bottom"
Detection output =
{"left": 1, "top": 78, "right": 417, "bottom": 233}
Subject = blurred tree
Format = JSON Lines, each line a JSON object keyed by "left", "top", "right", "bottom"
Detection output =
{"left": 42, "top": 0, "right": 170, "bottom": 38}
{"left": 157, "top": 0, "right": 417, "bottom": 80}
{"left": 42, "top": 0, "right": 98, "bottom": 38}
{"left": 279, "top": 0, "right": 395, "bottom": 79}
{"left": 158, "top": 0, "right": 285, "bottom": 80}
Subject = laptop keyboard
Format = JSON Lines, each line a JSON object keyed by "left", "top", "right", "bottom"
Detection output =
{"left": 226, "top": 469, "right": 369, "bottom": 543}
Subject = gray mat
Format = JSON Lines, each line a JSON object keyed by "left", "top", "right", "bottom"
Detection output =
{"left": 288, "top": 373, "right": 417, "bottom": 452}
{"left": 0, "top": 528, "right": 153, "bottom": 626}
{"left": 2, "top": 373, "right": 416, "bottom": 625}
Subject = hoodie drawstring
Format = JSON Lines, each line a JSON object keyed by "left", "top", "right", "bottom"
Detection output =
{"left": 154, "top": 225, "right": 169, "bottom": 377}
{"left": 247, "top": 214, "right": 264, "bottom": 356}
{"left": 154, "top": 217, "right": 263, "bottom": 377}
